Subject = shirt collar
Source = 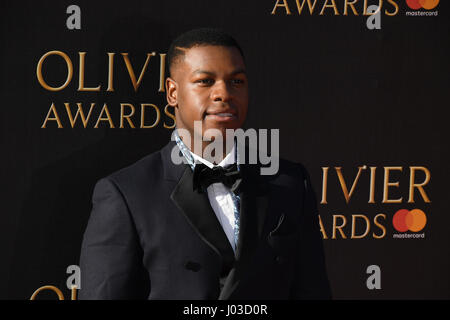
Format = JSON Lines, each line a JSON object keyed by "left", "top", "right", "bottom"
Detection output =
{"left": 190, "top": 143, "right": 236, "bottom": 169}
{"left": 173, "top": 129, "right": 238, "bottom": 171}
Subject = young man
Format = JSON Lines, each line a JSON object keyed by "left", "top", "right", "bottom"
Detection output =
{"left": 79, "top": 28, "right": 331, "bottom": 299}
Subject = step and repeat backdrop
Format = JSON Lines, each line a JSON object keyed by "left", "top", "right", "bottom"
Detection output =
{"left": 1, "top": 0, "right": 449, "bottom": 299}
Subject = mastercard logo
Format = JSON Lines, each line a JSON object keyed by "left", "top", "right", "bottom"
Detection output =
{"left": 406, "top": 0, "right": 439, "bottom": 10}
{"left": 392, "top": 209, "right": 427, "bottom": 232}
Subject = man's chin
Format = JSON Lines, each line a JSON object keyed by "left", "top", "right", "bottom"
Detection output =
{"left": 203, "top": 123, "right": 240, "bottom": 139}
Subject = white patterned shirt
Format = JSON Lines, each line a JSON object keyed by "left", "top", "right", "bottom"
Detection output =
{"left": 173, "top": 130, "right": 241, "bottom": 252}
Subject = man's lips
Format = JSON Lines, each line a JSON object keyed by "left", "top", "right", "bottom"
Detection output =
{"left": 205, "top": 110, "right": 237, "bottom": 121}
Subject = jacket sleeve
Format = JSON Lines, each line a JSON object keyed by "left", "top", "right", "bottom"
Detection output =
{"left": 79, "top": 177, "right": 149, "bottom": 299}
{"left": 289, "top": 164, "right": 332, "bottom": 300}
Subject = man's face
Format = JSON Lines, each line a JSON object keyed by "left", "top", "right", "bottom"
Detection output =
{"left": 166, "top": 45, "right": 248, "bottom": 143}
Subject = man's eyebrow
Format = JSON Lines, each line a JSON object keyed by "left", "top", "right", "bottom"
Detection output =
{"left": 192, "top": 70, "right": 215, "bottom": 76}
{"left": 231, "top": 68, "right": 246, "bottom": 76}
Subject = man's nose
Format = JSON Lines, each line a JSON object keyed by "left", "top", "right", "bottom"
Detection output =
{"left": 211, "top": 81, "right": 232, "bottom": 102}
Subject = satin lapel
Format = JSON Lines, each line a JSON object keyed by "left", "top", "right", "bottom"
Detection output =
{"left": 236, "top": 164, "right": 269, "bottom": 261}
{"left": 170, "top": 166, "right": 235, "bottom": 263}
{"left": 219, "top": 163, "right": 270, "bottom": 300}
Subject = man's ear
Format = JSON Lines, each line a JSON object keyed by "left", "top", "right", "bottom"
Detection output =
{"left": 166, "top": 77, "right": 178, "bottom": 107}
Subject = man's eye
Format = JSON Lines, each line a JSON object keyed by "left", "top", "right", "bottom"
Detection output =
{"left": 196, "top": 79, "right": 214, "bottom": 85}
{"left": 231, "top": 79, "right": 244, "bottom": 85}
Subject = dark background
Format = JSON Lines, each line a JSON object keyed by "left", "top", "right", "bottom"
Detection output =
{"left": 1, "top": 0, "right": 449, "bottom": 299}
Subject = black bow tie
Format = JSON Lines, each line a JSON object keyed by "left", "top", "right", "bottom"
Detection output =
{"left": 193, "top": 163, "right": 242, "bottom": 193}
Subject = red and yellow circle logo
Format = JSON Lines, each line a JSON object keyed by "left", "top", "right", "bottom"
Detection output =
{"left": 392, "top": 209, "right": 427, "bottom": 232}
{"left": 406, "top": 0, "right": 440, "bottom": 10}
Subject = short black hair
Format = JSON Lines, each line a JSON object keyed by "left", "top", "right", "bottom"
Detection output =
{"left": 167, "top": 28, "right": 245, "bottom": 76}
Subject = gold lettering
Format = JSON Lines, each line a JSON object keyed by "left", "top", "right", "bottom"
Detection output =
{"left": 351, "top": 214, "right": 370, "bottom": 239}
{"left": 36, "top": 51, "right": 73, "bottom": 91}
{"left": 159, "top": 53, "right": 167, "bottom": 92}
{"left": 71, "top": 286, "right": 78, "bottom": 300}
{"left": 64, "top": 102, "right": 95, "bottom": 128}
{"left": 78, "top": 52, "right": 101, "bottom": 91}
{"left": 336, "top": 166, "right": 366, "bottom": 204}
{"left": 382, "top": 166, "right": 402, "bottom": 203}
{"left": 120, "top": 103, "right": 136, "bottom": 128}
{"left": 30, "top": 285, "right": 78, "bottom": 300}
{"left": 122, "top": 52, "right": 156, "bottom": 91}
{"left": 318, "top": 215, "right": 328, "bottom": 239}
{"left": 107, "top": 52, "right": 115, "bottom": 92}
{"left": 140, "top": 103, "right": 160, "bottom": 128}
{"left": 163, "top": 104, "right": 176, "bottom": 129}
{"left": 295, "top": 0, "right": 318, "bottom": 14}
{"left": 94, "top": 103, "right": 115, "bottom": 128}
{"left": 344, "top": 0, "right": 359, "bottom": 15}
{"left": 30, "top": 285, "right": 64, "bottom": 300}
{"left": 271, "top": 0, "right": 292, "bottom": 15}
{"left": 408, "top": 166, "right": 431, "bottom": 203}
{"left": 41, "top": 103, "right": 63, "bottom": 128}
{"left": 332, "top": 215, "right": 347, "bottom": 239}
{"left": 385, "top": 0, "right": 398, "bottom": 16}
{"left": 321, "top": 167, "right": 329, "bottom": 204}
{"left": 368, "top": 166, "right": 376, "bottom": 203}
{"left": 320, "top": 0, "right": 339, "bottom": 15}
{"left": 373, "top": 213, "right": 386, "bottom": 239}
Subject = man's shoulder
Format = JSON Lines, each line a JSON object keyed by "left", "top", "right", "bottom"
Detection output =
{"left": 101, "top": 146, "right": 166, "bottom": 187}
{"left": 263, "top": 157, "right": 311, "bottom": 185}
{"left": 243, "top": 141, "right": 310, "bottom": 182}
{"left": 279, "top": 157, "right": 309, "bottom": 176}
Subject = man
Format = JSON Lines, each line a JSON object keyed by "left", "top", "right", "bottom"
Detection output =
{"left": 79, "top": 28, "right": 331, "bottom": 299}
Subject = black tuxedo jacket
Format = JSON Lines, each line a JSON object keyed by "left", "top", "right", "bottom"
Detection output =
{"left": 79, "top": 141, "right": 331, "bottom": 299}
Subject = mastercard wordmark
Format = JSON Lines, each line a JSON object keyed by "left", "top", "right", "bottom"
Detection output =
{"left": 406, "top": 0, "right": 440, "bottom": 10}
{"left": 392, "top": 209, "right": 427, "bottom": 232}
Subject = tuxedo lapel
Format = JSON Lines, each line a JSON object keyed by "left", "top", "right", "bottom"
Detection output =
{"left": 162, "top": 140, "right": 235, "bottom": 268}
{"left": 235, "top": 163, "right": 269, "bottom": 261}
{"left": 170, "top": 167, "right": 235, "bottom": 267}
{"left": 162, "top": 139, "right": 271, "bottom": 300}
{"left": 219, "top": 163, "right": 270, "bottom": 300}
